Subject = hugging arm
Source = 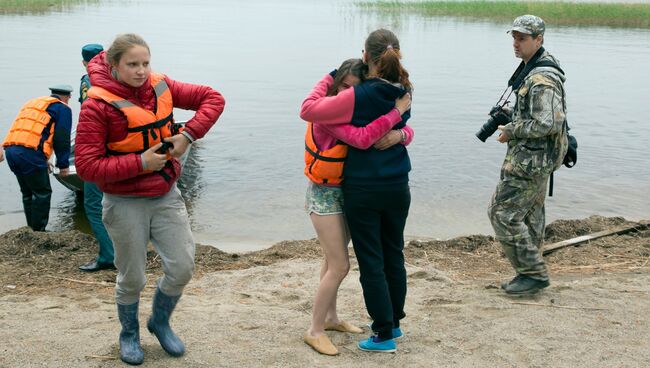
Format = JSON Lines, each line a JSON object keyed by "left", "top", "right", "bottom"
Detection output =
{"left": 299, "top": 74, "right": 356, "bottom": 125}
{"left": 321, "top": 108, "right": 404, "bottom": 150}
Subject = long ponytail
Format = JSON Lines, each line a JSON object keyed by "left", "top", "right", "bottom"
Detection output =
{"left": 365, "top": 29, "right": 412, "bottom": 91}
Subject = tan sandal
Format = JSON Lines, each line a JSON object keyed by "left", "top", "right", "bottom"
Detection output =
{"left": 304, "top": 332, "right": 339, "bottom": 355}
{"left": 324, "top": 320, "right": 363, "bottom": 334}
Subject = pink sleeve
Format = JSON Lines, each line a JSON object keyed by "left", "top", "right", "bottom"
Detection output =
{"left": 320, "top": 109, "right": 402, "bottom": 150}
{"left": 299, "top": 74, "right": 355, "bottom": 125}
{"left": 401, "top": 124, "right": 414, "bottom": 146}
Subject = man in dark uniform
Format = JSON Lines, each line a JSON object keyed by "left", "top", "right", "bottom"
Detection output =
{"left": 77, "top": 43, "right": 116, "bottom": 272}
{"left": 79, "top": 43, "right": 103, "bottom": 104}
{"left": 3, "top": 85, "right": 73, "bottom": 231}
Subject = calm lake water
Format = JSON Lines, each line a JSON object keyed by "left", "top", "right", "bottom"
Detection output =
{"left": 1, "top": 0, "right": 648, "bottom": 251}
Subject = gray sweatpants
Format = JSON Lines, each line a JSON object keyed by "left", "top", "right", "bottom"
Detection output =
{"left": 102, "top": 186, "right": 195, "bottom": 305}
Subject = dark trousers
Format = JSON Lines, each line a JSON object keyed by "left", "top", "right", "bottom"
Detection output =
{"left": 84, "top": 182, "right": 114, "bottom": 264}
{"left": 343, "top": 184, "right": 411, "bottom": 340}
{"left": 15, "top": 169, "right": 52, "bottom": 231}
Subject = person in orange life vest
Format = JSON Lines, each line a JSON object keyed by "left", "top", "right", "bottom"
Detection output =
{"left": 301, "top": 58, "right": 413, "bottom": 356}
{"left": 75, "top": 34, "right": 225, "bottom": 365}
{"left": 76, "top": 43, "right": 117, "bottom": 273}
{"left": 2, "top": 85, "right": 73, "bottom": 232}
{"left": 300, "top": 29, "right": 414, "bottom": 353}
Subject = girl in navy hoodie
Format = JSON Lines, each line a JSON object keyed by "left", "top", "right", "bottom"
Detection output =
{"left": 300, "top": 29, "right": 413, "bottom": 353}
{"left": 301, "top": 58, "right": 412, "bottom": 356}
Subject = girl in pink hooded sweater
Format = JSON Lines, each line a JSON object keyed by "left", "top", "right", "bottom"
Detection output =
{"left": 302, "top": 58, "right": 413, "bottom": 355}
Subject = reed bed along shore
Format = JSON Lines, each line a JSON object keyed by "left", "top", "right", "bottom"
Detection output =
{"left": 0, "top": 0, "right": 98, "bottom": 14}
{"left": 358, "top": 1, "right": 650, "bottom": 28}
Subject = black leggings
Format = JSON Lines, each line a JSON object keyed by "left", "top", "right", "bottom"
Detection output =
{"left": 343, "top": 184, "right": 411, "bottom": 340}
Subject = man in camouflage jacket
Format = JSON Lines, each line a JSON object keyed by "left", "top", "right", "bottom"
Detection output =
{"left": 488, "top": 15, "right": 569, "bottom": 294}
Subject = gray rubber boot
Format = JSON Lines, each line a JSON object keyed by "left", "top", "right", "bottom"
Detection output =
{"left": 147, "top": 288, "right": 185, "bottom": 357}
{"left": 117, "top": 302, "right": 144, "bottom": 365}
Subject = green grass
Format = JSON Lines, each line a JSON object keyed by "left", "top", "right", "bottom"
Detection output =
{"left": 0, "top": 0, "right": 99, "bottom": 14}
{"left": 358, "top": 1, "right": 650, "bottom": 28}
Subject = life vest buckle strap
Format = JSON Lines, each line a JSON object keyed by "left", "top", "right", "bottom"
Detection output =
{"left": 142, "top": 129, "right": 149, "bottom": 151}
{"left": 125, "top": 113, "right": 174, "bottom": 133}
{"left": 305, "top": 143, "right": 346, "bottom": 163}
{"left": 156, "top": 160, "right": 174, "bottom": 182}
{"left": 106, "top": 148, "right": 146, "bottom": 156}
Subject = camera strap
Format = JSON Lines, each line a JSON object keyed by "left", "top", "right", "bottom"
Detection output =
{"left": 508, "top": 47, "right": 546, "bottom": 89}
{"left": 506, "top": 47, "right": 568, "bottom": 197}
{"left": 508, "top": 47, "right": 566, "bottom": 91}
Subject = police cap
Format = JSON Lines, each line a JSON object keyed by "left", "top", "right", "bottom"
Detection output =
{"left": 49, "top": 84, "right": 74, "bottom": 96}
{"left": 82, "top": 43, "right": 104, "bottom": 62}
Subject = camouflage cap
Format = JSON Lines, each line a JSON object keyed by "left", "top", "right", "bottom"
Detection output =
{"left": 509, "top": 15, "right": 545, "bottom": 36}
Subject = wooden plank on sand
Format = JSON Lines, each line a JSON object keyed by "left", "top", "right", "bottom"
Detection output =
{"left": 542, "top": 223, "right": 649, "bottom": 255}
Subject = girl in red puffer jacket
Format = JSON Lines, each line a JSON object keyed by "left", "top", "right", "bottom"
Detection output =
{"left": 75, "top": 33, "right": 225, "bottom": 365}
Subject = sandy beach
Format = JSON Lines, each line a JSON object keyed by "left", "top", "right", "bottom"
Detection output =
{"left": 1, "top": 215, "right": 649, "bottom": 367}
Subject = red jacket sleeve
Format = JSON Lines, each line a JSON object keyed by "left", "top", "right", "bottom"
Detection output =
{"left": 75, "top": 100, "right": 142, "bottom": 184}
{"left": 166, "top": 77, "right": 225, "bottom": 140}
{"left": 299, "top": 74, "right": 355, "bottom": 125}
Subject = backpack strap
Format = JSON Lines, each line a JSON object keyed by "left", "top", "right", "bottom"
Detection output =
{"left": 549, "top": 172, "right": 554, "bottom": 197}
{"left": 533, "top": 60, "right": 565, "bottom": 76}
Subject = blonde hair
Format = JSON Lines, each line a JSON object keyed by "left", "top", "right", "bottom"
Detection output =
{"left": 106, "top": 33, "right": 150, "bottom": 66}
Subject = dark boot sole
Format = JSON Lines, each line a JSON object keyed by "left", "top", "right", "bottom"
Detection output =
{"left": 147, "top": 324, "right": 185, "bottom": 357}
{"left": 505, "top": 288, "right": 542, "bottom": 295}
{"left": 120, "top": 357, "right": 144, "bottom": 366}
{"left": 504, "top": 284, "right": 549, "bottom": 295}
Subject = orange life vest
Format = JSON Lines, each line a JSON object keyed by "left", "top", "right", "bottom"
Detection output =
{"left": 87, "top": 72, "right": 174, "bottom": 157}
{"left": 2, "top": 96, "right": 65, "bottom": 159}
{"left": 304, "top": 122, "right": 347, "bottom": 185}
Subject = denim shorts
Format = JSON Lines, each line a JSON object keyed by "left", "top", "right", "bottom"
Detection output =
{"left": 305, "top": 181, "right": 344, "bottom": 215}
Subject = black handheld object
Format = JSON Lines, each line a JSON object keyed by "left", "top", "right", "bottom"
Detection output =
{"left": 157, "top": 141, "right": 173, "bottom": 154}
{"left": 563, "top": 132, "right": 577, "bottom": 168}
{"left": 475, "top": 105, "right": 512, "bottom": 142}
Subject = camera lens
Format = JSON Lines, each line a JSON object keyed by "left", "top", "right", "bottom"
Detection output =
{"left": 476, "top": 116, "right": 498, "bottom": 142}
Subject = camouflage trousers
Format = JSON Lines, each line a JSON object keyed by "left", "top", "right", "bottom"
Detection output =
{"left": 488, "top": 175, "right": 549, "bottom": 281}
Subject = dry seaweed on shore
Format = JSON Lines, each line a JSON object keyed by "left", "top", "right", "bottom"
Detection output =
{"left": 1, "top": 216, "right": 648, "bottom": 295}
{"left": 0, "top": 227, "right": 323, "bottom": 294}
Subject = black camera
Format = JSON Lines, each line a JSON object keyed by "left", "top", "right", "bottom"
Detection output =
{"left": 475, "top": 105, "right": 512, "bottom": 142}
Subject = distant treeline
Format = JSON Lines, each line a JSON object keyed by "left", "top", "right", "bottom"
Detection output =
{"left": 0, "top": 0, "right": 99, "bottom": 14}
{"left": 358, "top": 1, "right": 650, "bottom": 28}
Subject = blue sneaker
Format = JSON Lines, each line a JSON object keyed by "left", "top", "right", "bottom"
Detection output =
{"left": 366, "top": 322, "right": 404, "bottom": 339}
{"left": 392, "top": 327, "right": 403, "bottom": 339}
{"left": 358, "top": 335, "right": 397, "bottom": 353}
{"left": 366, "top": 323, "right": 403, "bottom": 340}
